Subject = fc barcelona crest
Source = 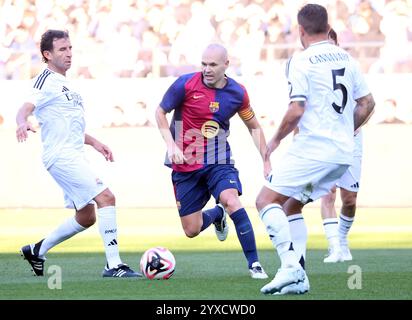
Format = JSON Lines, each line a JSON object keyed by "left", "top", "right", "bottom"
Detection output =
{"left": 209, "top": 101, "right": 219, "bottom": 113}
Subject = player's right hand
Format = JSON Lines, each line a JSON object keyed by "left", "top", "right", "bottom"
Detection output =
{"left": 16, "top": 122, "right": 36, "bottom": 142}
{"left": 167, "top": 144, "right": 187, "bottom": 164}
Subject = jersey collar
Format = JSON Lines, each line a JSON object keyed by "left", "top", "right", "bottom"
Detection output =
{"left": 308, "top": 40, "right": 330, "bottom": 48}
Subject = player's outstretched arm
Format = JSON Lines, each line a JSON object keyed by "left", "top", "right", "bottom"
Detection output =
{"left": 155, "top": 106, "right": 186, "bottom": 164}
{"left": 266, "top": 101, "right": 305, "bottom": 159}
{"left": 16, "top": 102, "right": 36, "bottom": 142}
{"left": 242, "top": 115, "right": 272, "bottom": 178}
{"left": 354, "top": 93, "right": 375, "bottom": 131}
{"left": 85, "top": 133, "right": 114, "bottom": 162}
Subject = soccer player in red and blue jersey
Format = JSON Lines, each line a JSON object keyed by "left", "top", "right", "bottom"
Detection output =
{"left": 155, "top": 44, "right": 271, "bottom": 279}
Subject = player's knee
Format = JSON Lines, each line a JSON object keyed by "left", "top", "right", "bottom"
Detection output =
{"left": 183, "top": 226, "right": 200, "bottom": 238}
{"left": 342, "top": 203, "right": 356, "bottom": 215}
{"left": 322, "top": 194, "right": 335, "bottom": 207}
{"left": 96, "top": 189, "right": 116, "bottom": 207}
{"left": 224, "top": 196, "right": 241, "bottom": 213}
{"left": 342, "top": 193, "right": 357, "bottom": 209}
{"left": 84, "top": 215, "right": 96, "bottom": 227}
{"left": 79, "top": 214, "right": 96, "bottom": 228}
{"left": 104, "top": 190, "right": 116, "bottom": 205}
{"left": 256, "top": 196, "right": 268, "bottom": 212}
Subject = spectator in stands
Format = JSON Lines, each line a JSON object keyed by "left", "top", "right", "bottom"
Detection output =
{"left": 126, "top": 101, "right": 152, "bottom": 127}
{"left": 379, "top": 98, "right": 405, "bottom": 124}
{"left": 1, "top": 0, "right": 410, "bottom": 79}
{"left": 106, "top": 105, "right": 129, "bottom": 128}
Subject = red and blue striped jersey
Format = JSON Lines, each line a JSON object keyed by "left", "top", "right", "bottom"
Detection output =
{"left": 160, "top": 72, "right": 254, "bottom": 172}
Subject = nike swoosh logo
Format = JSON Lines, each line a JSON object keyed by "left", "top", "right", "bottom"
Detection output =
{"left": 229, "top": 180, "right": 236, "bottom": 184}
{"left": 193, "top": 94, "right": 204, "bottom": 99}
{"left": 240, "top": 230, "right": 251, "bottom": 236}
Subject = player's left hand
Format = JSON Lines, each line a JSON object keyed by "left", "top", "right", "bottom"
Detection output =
{"left": 95, "top": 143, "right": 114, "bottom": 162}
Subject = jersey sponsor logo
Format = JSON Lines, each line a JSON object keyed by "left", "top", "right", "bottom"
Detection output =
{"left": 193, "top": 94, "right": 204, "bottom": 99}
{"left": 201, "top": 120, "right": 220, "bottom": 139}
{"left": 209, "top": 101, "right": 219, "bottom": 113}
{"left": 62, "top": 86, "right": 73, "bottom": 101}
{"left": 108, "top": 239, "right": 118, "bottom": 246}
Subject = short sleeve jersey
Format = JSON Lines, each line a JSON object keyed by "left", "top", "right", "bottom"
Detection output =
{"left": 160, "top": 72, "right": 254, "bottom": 172}
{"left": 27, "top": 68, "right": 86, "bottom": 169}
{"left": 286, "top": 41, "right": 370, "bottom": 164}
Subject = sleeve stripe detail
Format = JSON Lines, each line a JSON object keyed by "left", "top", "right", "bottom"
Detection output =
{"left": 33, "top": 70, "right": 51, "bottom": 90}
{"left": 290, "top": 95, "right": 307, "bottom": 100}
{"left": 239, "top": 108, "right": 255, "bottom": 121}
{"left": 285, "top": 57, "right": 292, "bottom": 78}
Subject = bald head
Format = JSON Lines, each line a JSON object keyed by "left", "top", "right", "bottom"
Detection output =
{"left": 203, "top": 44, "right": 228, "bottom": 62}
{"left": 201, "top": 44, "right": 229, "bottom": 89}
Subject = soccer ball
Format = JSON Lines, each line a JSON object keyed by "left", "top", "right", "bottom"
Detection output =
{"left": 140, "top": 247, "right": 176, "bottom": 280}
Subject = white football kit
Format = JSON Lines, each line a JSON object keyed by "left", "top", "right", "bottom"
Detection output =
{"left": 266, "top": 40, "right": 370, "bottom": 203}
{"left": 27, "top": 68, "right": 106, "bottom": 209}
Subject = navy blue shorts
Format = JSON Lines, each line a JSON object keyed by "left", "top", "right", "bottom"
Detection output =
{"left": 171, "top": 164, "right": 243, "bottom": 216}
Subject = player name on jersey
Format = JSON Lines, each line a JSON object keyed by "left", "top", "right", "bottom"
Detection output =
{"left": 309, "top": 52, "right": 349, "bottom": 64}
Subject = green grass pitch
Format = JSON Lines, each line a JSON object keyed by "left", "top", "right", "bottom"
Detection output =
{"left": 0, "top": 207, "right": 411, "bottom": 300}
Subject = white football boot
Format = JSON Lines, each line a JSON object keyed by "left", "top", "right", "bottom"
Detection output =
{"left": 260, "top": 266, "right": 305, "bottom": 294}
{"left": 323, "top": 247, "right": 344, "bottom": 263}
{"left": 249, "top": 261, "right": 269, "bottom": 279}
{"left": 274, "top": 270, "right": 310, "bottom": 295}
{"left": 214, "top": 204, "right": 229, "bottom": 241}
{"left": 341, "top": 245, "right": 353, "bottom": 261}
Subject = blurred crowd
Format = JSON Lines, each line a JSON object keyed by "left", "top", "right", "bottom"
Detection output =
{"left": 1, "top": 0, "right": 412, "bottom": 80}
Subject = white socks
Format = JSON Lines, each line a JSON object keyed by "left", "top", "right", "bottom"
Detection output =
{"left": 288, "top": 213, "right": 307, "bottom": 265}
{"left": 39, "top": 216, "right": 86, "bottom": 258}
{"left": 259, "top": 204, "right": 300, "bottom": 269}
{"left": 323, "top": 217, "right": 340, "bottom": 251}
{"left": 339, "top": 213, "right": 354, "bottom": 247}
{"left": 98, "top": 206, "right": 123, "bottom": 268}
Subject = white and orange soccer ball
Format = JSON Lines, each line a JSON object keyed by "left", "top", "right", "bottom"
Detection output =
{"left": 140, "top": 247, "right": 176, "bottom": 280}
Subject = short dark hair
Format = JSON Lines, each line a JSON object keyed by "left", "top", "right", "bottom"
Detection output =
{"left": 297, "top": 4, "right": 329, "bottom": 35}
{"left": 40, "top": 30, "right": 69, "bottom": 63}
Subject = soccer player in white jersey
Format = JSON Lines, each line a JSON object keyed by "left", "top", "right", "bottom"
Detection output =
{"left": 321, "top": 28, "right": 366, "bottom": 263}
{"left": 16, "top": 30, "right": 140, "bottom": 278}
{"left": 255, "top": 4, "right": 375, "bottom": 295}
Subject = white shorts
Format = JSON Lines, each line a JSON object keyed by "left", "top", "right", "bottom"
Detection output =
{"left": 336, "top": 156, "right": 362, "bottom": 192}
{"left": 48, "top": 157, "right": 107, "bottom": 210}
{"left": 265, "top": 153, "right": 349, "bottom": 204}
